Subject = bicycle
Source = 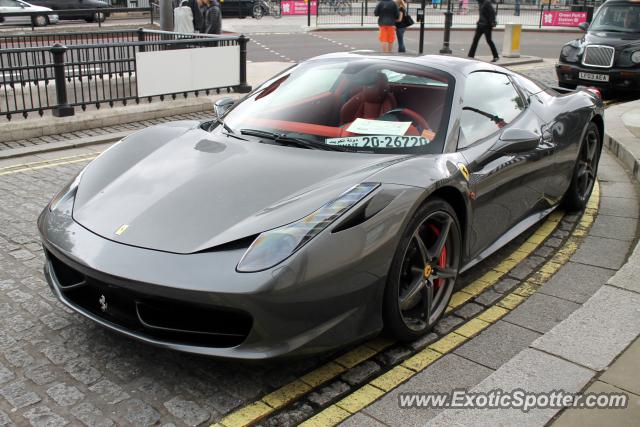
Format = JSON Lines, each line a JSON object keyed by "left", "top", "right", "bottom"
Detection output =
{"left": 320, "top": 0, "right": 352, "bottom": 16}
{"left": 253, "top": 0, "right": 282, "bottom": 19}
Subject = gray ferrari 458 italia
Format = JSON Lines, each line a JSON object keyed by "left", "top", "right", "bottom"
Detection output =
{"left": 38, "top": 53, "right": 604, "bottom": 359}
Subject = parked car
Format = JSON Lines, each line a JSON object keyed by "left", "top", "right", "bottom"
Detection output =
{"left": 557, "top": 0, "right": 640, "bottom": 93}
{"left": 0, "top": 0, "right": 59, "bottom": 26}
{"left": 29, "top": 0, "right": 111, "bottom": 22}
{"left": 40, "top": 53, "right": 603, "bottom": 359}
{"left": 219, "top": 0, "right": 262, "bottom": 18}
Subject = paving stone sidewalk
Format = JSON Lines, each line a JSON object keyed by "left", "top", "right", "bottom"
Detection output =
{"left": 349, "top": 149, "right": 640, "bottom": 427}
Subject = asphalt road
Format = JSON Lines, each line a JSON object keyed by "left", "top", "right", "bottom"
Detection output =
{"left": 246, "top": 29, "right": 578, "bottom": 62}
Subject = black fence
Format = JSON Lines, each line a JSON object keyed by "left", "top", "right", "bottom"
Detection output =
{"left": 0, "top": 29, "right": 251, "bottom": 120}
{"left": 316, "top": 0, "right": 604, "bottom": 27}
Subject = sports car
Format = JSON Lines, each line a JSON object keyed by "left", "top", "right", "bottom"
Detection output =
{"left": 39, "top": 53, "right": 604, "bottom": 359}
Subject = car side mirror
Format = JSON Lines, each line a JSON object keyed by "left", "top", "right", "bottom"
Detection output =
{"left": 578, "top": 21, "right": 589, "bottom": 31}
{"left": 492, "top": 128, "right": 540, "bottom": 154}
{"left": 214, "top": 97, "right": 235, "bottom": 118}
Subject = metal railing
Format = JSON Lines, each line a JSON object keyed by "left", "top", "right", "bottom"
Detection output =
{"left": 0, "top": 7, "right": 154, "bottom": 30}
{"left": 0, "top": 29, "right": 251, "bottom": 120}
{"left": 315, "top": 0, "right": 604, "bottom": 27}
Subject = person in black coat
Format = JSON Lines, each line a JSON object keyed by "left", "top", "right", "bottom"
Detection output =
{"left": 468, "top": 0, "right": 499, "bottom": 62}
{"left": 199, "top": 0, "right": 222, "bottom": 34}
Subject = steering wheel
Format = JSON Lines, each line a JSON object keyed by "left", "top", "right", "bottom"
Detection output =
{"left": 378, "top": 108, "right": 431, "bottom": 134}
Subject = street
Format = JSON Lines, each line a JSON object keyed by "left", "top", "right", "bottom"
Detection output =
{"left": 245, "top": 30, "right": 577, "bottom": 63}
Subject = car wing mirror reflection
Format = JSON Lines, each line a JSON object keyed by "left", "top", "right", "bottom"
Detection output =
{"left": 578, "top": 22, "right": 589, "bottom": 31}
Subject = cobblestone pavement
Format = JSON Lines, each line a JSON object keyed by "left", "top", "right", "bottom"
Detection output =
{"left": 0, "top": 112, "right": 212, "bottom": 152}
{"left": 0, "top": 62, "right": 632, "bottom": 426}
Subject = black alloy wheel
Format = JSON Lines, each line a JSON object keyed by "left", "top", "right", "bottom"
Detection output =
{"left": 563, "top": 122, "right": 601, "bottom": 212}
{"left": 384, "top": 198, "right": 461, "bottom": 341}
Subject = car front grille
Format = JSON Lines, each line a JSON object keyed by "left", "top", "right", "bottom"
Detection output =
{"left": 46, "top": 250, "right": 252, "bottom": 348}
{"left": 582, "top": 45, "right": 615, "bottom": 68}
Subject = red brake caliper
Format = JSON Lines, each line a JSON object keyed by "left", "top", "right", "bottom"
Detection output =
{"left": 428, "top": 224, "right": 447, "bottom": 289}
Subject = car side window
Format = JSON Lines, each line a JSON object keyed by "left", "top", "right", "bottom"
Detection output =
{"left": 458, "top": 72, "right": 526, "bottom": 149}
{"left": 0, "top": 0, "right": 19, "bottom": 6}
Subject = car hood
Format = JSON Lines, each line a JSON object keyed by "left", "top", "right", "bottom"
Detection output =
{"left": 73, "top": 122, "right": 410, "bottom": 254}
{"left": 22, "top": 4, "right": 54, "bottom": 12}
{"left": 582, "top": 31, "right": 640, "bottom": 50}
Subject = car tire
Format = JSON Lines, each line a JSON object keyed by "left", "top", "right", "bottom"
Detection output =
{"left": 563, "top": 122, "right": 601, "bottom": 212}
{"left": 252, "top": 4, "right": 263, "bottom": 19}
{"left": 383, "top": 198, "right": 461, "bottom": 341}
{"left": 92, "top": 11, "right": 106, "bottom": 23}
{"left": 32, "top": 14, "right": 49, "bottom": 27}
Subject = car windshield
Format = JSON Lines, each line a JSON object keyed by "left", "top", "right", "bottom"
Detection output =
{"left": 222, "top": 57, "right": 454, "bottom": 154}
{"left": 590, "top": 3, "right": 640, "bottom": 33}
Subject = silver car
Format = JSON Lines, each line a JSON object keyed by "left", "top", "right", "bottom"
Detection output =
{"left": 0, "top": 0, "right": 58, "bottom": 26}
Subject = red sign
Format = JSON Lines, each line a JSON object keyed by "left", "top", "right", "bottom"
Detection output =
{"left": 281, "top": 0, "right": 317, "bottom": 15}
{"left": 541, "top": 11, "right": 587, "bottom": 27}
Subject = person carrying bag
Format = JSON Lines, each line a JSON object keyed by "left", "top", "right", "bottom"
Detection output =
{"left": 394, "top": 0, "right": 414, "bottom": 53}
{"left": 174, "top": 0, "right": 195, "bottom": 33}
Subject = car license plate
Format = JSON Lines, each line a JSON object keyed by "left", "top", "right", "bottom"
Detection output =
{"left": 579, "top": 72, "right": 609, "bottom": 82}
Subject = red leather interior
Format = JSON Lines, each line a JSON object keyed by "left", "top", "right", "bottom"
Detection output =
{"left": 339, "top": 73, "right": 397, "bottom": 125}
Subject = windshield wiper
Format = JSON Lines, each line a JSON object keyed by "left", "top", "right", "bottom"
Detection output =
{"left": 239, "top": 129, "right": 346, "bottom": 151}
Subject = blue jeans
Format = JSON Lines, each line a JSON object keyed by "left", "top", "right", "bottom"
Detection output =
{"left": 396, "top": 27, "right": 406, "bottom": 53}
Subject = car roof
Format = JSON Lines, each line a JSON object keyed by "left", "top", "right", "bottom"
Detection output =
{"left": 304, "top": 52, "right": 507, "bottom": 80}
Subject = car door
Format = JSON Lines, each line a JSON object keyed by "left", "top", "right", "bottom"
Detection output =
{"left": 0, "top": 0, "right": 29, "bottom": 24}
{"left": 456, "top": 70, "right": 552, "bottom": 261}
{"left": 220, "top": 0, "right": 238, "bottom": 17}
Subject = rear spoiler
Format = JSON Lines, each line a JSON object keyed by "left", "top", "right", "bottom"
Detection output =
{"left": 551, "top": 85, "right": 602, "bottom": 99}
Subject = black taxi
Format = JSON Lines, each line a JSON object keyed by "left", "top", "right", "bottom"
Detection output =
{"left": 557, "top": 0, "right": 640, "bottom": 92}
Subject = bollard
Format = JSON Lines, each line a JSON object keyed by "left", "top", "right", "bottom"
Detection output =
{"left": 138, "top": 28, "right": 146, "bottom": 53}
{"left": 439, "top": 0, "right": 453, "bottom": 54}
{"left": 50, "top": 44, "right": 74, "bottom": 118}
{"left": 236, "top": 35, "right": 252, "bottom": 93}
{"left": 502, "top": 23, "right": 521, "bottom": 58}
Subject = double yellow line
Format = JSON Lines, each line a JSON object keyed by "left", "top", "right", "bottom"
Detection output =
{"left": 0, "top": 153, "right": 99, "bottom": 176}
{"left": 214, "top": 183, "right": 600, "bottom": 427}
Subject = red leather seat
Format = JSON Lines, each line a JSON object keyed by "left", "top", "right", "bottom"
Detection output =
{"left": 340, "top": 73, "right": 397, "bottom": 125}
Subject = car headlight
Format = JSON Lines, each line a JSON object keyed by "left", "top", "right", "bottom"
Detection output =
{"left": 49, "top": 169, "right": 84, "bottom": 212}
{"left": 631, "top": 51, "right": 640, "bottom": 64}
{"left": 237, "top": 182, "right": 380, "bottom": 272}
{"left": 561, "top": 45, "right": 575, "bottom": 57}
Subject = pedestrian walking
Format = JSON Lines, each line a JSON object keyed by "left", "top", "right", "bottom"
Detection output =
{"left": 514, "top": 0, "right": 520, "bottom": 16}
{"left": 374, "top": 0, "right": 400, "bottom": 53}
{"left": 199, "top": 0, "right": 222, "bottom": 34}
{"left": 432, "top": 0, "right": 440, "bottom": 8}
{"left": 394, "top": 0, "right": 411, "bottom": 53}
{"left": 467, "top": 0, "right": 499, "bottom": 62}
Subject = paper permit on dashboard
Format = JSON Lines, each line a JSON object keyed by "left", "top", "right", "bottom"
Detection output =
{"left": 346, "top": 118, "right": 412, "bottom": 136}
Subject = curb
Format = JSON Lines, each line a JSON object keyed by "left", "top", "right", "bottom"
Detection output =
{"left": 0, "top": 94, "right": 226, "bottom": 144}
{"left": 604, "top": 101, "right": 640, "bottom": 182}
{"left": 0, "top": 131, "right": 130, "bottom": 161}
